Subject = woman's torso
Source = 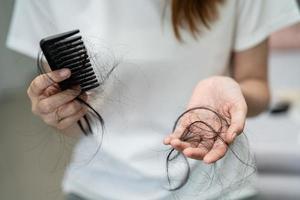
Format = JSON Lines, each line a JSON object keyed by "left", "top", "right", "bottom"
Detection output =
{"left": 39, "top": 0, "right": 254, "bottom": 199}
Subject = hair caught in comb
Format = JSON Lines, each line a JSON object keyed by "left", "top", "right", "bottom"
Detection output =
{"left": 37, "top": 29, "right": 105, "bottom": 136}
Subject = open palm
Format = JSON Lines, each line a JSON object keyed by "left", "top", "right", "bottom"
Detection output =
{"left": 164, "top": 76, "right": 247, "bottom": 164}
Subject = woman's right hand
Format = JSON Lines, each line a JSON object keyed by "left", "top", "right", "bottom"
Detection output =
{"left": 27, "top": 68, "right": 88, "bottom": 130}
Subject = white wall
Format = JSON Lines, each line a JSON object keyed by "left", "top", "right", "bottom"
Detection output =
{"left": 0, "top": 0, "right": 35, "bottom": 96}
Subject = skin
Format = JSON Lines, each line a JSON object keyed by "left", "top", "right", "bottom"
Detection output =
{"left": 27, "top": 69, "right": 88, "bottom": 136}
{"left": 270, "top": 23, "right": 300, "bottom": 49}
{"left": 27, "top": 40, "right": 270, "bottom": 163}
{"left": 164, "top": 40, "right": 270, "bottom": 163}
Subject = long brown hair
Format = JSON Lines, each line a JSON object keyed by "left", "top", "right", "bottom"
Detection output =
{"left": 171, "top": 0, "right": 224, "bottom": 40}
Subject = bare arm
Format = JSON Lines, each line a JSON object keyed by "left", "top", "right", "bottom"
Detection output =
{"left": 232, "top": 40, "right": 270, "bottom": 117}
{"left": 164, "top": 40, "right": 271, "bottom": 163}
{"left": 270, "top": 23, "right": 300, "bottom": 49}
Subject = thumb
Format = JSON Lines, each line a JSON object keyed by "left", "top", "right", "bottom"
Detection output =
{"left": 225, "top": 106, "right": 247, "bottom": 144}
{"left": 29, "top": 68, "right": 71, "bottom": 96}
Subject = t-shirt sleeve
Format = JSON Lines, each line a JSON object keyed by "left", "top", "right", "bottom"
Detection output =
{"left": 6, "top": 0, "right": 58, "bottom": 58}
{"left": 234, "top": 0, "right": 300, "bottom": 51}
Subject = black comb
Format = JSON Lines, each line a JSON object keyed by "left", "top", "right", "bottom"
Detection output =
{"left": 40, "top": 29, "right": 100, "bottom": 92}
{"left": 39, "top": 30, "right": 104, "bottom": 136}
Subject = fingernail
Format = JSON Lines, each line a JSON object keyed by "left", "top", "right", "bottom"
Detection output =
{"left": 59, "top": 68, "right": 70, "bottom": 77}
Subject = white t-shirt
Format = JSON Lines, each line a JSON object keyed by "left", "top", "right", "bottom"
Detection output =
{"left": 7, "top": 0, "right": 300, "bottom": 199}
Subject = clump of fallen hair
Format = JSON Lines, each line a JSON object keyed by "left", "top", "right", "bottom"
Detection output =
{"left": 166, "top": 106, "right": 255, "bottom": 192}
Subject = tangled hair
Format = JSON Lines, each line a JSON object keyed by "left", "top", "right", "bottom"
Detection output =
{"left": 37, "top": 48, "right": 255, "bottom": 194}
{"left": 166, "top": 106, "right": 255, "bottom": 191}
{"left": 35, "top": 32, "right": 253, "bottom": 197}
{"left": 170, "top": 0, "right": 224, "bottom": 40}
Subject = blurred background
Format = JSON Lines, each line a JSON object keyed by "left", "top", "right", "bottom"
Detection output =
{"left": 0, "top": 0, "right": 300, "bottom": 200}
{"left": 0, "top": 1, "right": 76, "bottom": 200}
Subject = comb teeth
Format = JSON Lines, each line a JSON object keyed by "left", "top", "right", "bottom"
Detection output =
{"left": 40, "top": 29, "right": 99, "bottom": 92}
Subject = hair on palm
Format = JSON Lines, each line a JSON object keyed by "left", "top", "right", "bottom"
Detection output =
{"left": 166, "top": 106, "right": 256, "bottom": 192}
{"left": 36, "top": 30, "right": 254, "bottom": 195}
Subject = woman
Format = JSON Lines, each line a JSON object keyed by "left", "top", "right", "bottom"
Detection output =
{"left": 7, "top": 0, "right": 300, "bottom": 199}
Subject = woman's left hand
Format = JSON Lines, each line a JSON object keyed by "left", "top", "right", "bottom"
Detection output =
{"left": 164, "top": 76, "right": 247, "bottom": 164}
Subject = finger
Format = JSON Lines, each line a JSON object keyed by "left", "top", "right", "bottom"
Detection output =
{"left": 163, "top": 129, "right": 184, "bottom": 145}
{"left": 28, "top": 68, "right": 71, "bottom": 97}
{"left": 226, "top": 107, "right": 246, "bottom": 144}
{"left": 164, "top": 117, "right": 194, "bottom": 145}
{"left": 164, "top": 132, "right": 181, "bottom": 144}
{"left": 172, "top": 126, "right": 187, "bottom": 138}
{"left": 170, "top": 138, "right": 191, "bottom": 152}
{"left": 37, "top": 88, "right": 81, "bottom": 114}
{"left": 56, "top": 100, "right": 83, "bottom": 119}
{"left": 79, "top": 92, "right": 88, "bottom": 101}
{"left": 163, "top": 136, "right": 172, "bottom": 145}
{"left": 41, "top": 112, "right": 59, "bottom": 127}
{"left": 203, "top": 139, "right": 228, "bottom": 164}
{"left": 43, "top": 84, "right": 60, "bottom": 96}
{"left": 183, "top": 147, "right": 208, "bottom": 160}
{"left": 56, "top": 107, "right": 87, "bottom": 130}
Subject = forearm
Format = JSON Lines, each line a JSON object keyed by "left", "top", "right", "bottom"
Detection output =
{"left": 239, "top": 78, "right": 270, "bottom": 117}
{"left": 232, "top": 40, "right": 270, "bottom": 117}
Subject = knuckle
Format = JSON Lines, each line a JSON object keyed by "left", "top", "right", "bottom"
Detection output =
{"left": 80, "top": 107, "right": 88, "bottom": 115}
{"left": 56, "top": 120, "right": 71, "bottom": 130}
{"left": 58, "top": 102, "right": 79, "bottom": 116}
{"left": 49, "top": 70, "right": 64, "bottom": 82}
{"left": 56, "top": 104, "right": 64, "bottom": 115}
{"left": 42, "top": 116, "right": 55, "bottom": 126}
{"left": 56, "top": 123, "right": 66, "bottom": 130}
{"left": 58, "top": 90, "right": 78, "bottom": 103}
{"left": 43, "top": 118, "right": 52, "bottom": 126}
{"left": 38, "top": 100, "right": 54, "bottom": 113}
{"left": 66, "top": 89, "right": 81, "bottom": 98}
{"left": 79, "top": 92, "right": 88, "bottom": 101}
{"left": 31, "top": 76, "right": 42, "bottom": 89}
{"left": 70, "top": 102, "right": 80, "bottom": 113}
{"left": 39, "top": 74, "right": 49, "bottom": 83}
